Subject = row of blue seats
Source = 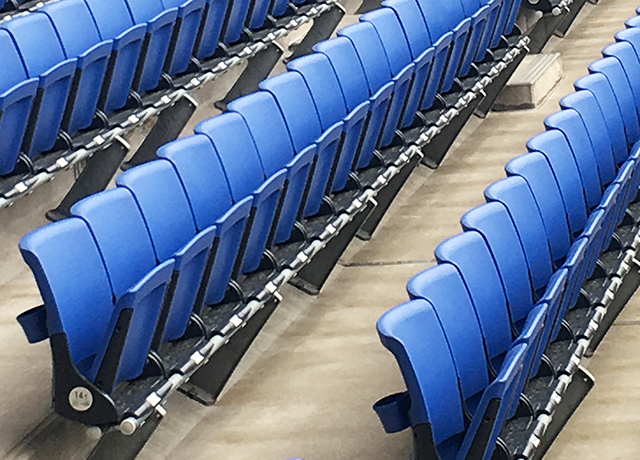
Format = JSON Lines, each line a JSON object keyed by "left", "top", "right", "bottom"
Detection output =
{"left": 0, "top": 0, "right": 334, "bottom": 178}
{"left": 16, "top": 0, "right": 526, "bottom": 427}
{"left": 374, "top": 17, "right": 640, "bottom": 460}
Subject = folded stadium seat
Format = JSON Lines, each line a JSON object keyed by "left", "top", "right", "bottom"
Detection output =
{"left": 505, "top": 153, "right": 623, "bottom": 331}
{"left": 413, "top": 0, "right": 470, "bottom": 96}
{"left": 0, "top": 30, "right": 38, "bottom": 176}
{"left": 573, "top": 74, "right": 628, "bottom": 167}
{"left": 70, "top": 186, "right": 213, "bottom": 356}
{"left": 455, "top": 0, "right": 491, "bottom": 78}
{"left": 155, "top": 135, "right": 256, "bottom": 307}
{"left": 245, "top": 0, "right": 272, "bottom": 32}
{"left": 559, "top": 91, "right": 617, "bottom": 188}
{"left": 337, "top": 22, "right": 413, "bottom": 152}
{"left": 434, "top": 231, "right": 560, "bottom": 416}
{"left": 359, "top": 6, "right": 431, "bottom": 144}
{"left": 0, "top": 14, "right": 77, "bottom": 159}
{"left": 220, "top": 0, "right": 251, "bottom": 46}
{"left": 226, "top": 93, "right": 317, "bottom": 250}
{"left": 193, "top": 0, "right": 229, "bottom": 60}
{"left": 604, "top": 40, "right": 640, "bottom": 121}
{"left": 287, "top": 54, "right": 370, "bottom": 197}
{"left": 588, "top": 58, "right": 640, "bottom": 148}
{"left": 258, "top": 72, "right": 344, "bottom": 219}
{"left": 460, "top": 0, "right": 503, "bottom": 63}
{"left": 160, "top": 0, "right": 207, "bottom": 76}
{"left": 39, "top": 0, "right": 113, "bottom": 136}
{"left": 381, "top": 0, "right": 435, "bottom": 130}
{"left": 407, "top": 262, "right": 557, "bottom": 458}
{"left": 125, "top": 0, "right": 179, "bottom": 95}
{"left": 19, "top": 217, "right": 175, "bottom": 417}
{"left": 312, "top": 37, "right": 394, "bottom": 177}
{"left": 483, "top": 177, "right": 593, "bottom": 365}
{"left": 374, "top": 298, "right": 528, "bottom": 460}
{"left": 194, "top": 113, "right": 288, "bottom": 279}
{"left": 83, "top": 0, "right": 148, "bottom": 115}
{"left": 460, "top": 202, "right": 574, "bottom": 379}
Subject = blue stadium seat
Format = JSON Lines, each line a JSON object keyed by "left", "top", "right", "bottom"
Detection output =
{"left": 588, "top": 57, "right": 640, "bottom": 147}
{"left": 83, "top": 0, "right": 148, "bottom": 114}
{"left": 374, "top": 298, "right": 528, "bottom": 460}
{"left": 407, "top": 264, "right": 492, "bottom": 413}
{"left": 126, "top": 0, "right": 179, "bottom": 94}
{"left": 338, "top": 21, "right": 410, "bottom": 149}
{"left": 527, "top": 130, "right": 589, "bottom": 239}
{"left": 39, "top": 1, "right": 113, "bottom": 135}
{"left": 227, "top": 92, "right": 317, "bottom": 245}
{"left": 110, "top": 161, "right": 216, "bottom": 343}
{"left": 0, "top": 14, "right": 77, "bottom": 157}
{"left": 360, "top": 7, "right": 420, "bottom": 136}
{"left": 543, "top": 110, "right": 603, "bottom": 211}
{"left": 161, "top": 0, "right": 207, "bottom": 75}
{"left": 195, "top": 113, "right": 287, "bottom": 274}
{"left": 574, "top": 74, "right": 627, "bottom": 166}
{"left": 559, "top": 91, "right": 617, "bottom": 186}
{"left": 287, "top": 53, "right": 369, "bottom": 193}
{"left": 603, "top": 40, "right": 640, "bottom": 122}
{"left": 20, "top": 217, "right": 174, "bottom": 394}
{"left": 313, "top": 37, "right": 394, "bottom": 171}
{"left": 195, "top": 0, "right": 230, "bottom": 59}
{"left": 221, "top": 0, "right": 251, "bottom": 44}
{"left": 382, "top": 0, "right": 436, "bottom": 128}
{"left": 258, "top": 72, "right": 343, "bottom": 217}
{"left": 0, "top": 30, "right": 38, "bottom": 175}
{"left": 484, "top": 176, "right": 553, "bottom": 295}
{"left": 505, "top": 152, "right": 572, "bottom": 266}
{"left": 156, "top": 134, "right": 254, "bottom": 306}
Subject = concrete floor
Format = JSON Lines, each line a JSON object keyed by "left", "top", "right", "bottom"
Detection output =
{"left": 1, "top": 0, "right": 640, "bottom": 458}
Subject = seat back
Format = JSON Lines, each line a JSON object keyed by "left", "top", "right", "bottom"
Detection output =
{"left": 84, "top": 0, "right": 136, "bottom": 40}
{"left": 407, "top": 264, "right": 490, "bottom": 404}
{"left": 117, "top": 159, "right": 198, "bottom": 262}
{"left": 377, "top": 299, "right": 466, "bottom": 447}
{"left": 20, "top": 218, "right": 116, "bottom": 373}
{"left": 589, "top": 57, "right": 640, "bottom": 146}
{"left": 461, "top": 202, "right": 534, "bottom": 328}
{"left": 505, "top": 152, "right": 572, "bottom": 265}
{"left": 560, "top": 91, "right": 617, "bottom": 186}
{"left": 484, "top": 176, "right": 553, "bottom": 296}
{"left": 71, "top": 188, "right": 157, "bottom": 298}
{"left": 434, "top": 232, "right": 513, "bottom": 366}
{"left": 527, "top": 130, "right": 589, "bottom": 238}
{"left": 157, "top": 134, "right": 235, "bottom": 231}
{"left": 574, "top": 73, "right": 628, "bottom": 166}
{"left": 604, "top": 41, "right": 640, "bottom": 122}
{"left": 544, "top": 110, "right": 603, "bottom": 210}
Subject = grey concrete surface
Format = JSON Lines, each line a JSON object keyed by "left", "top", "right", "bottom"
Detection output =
{"left": 1, "top": 0, "right": 639, "bottom": 458}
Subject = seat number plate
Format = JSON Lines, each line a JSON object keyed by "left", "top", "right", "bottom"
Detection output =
{"left": 69, "top": 387, "right": 93, "bottom": 412}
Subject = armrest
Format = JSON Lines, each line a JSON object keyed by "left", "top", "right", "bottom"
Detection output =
{"left": 0, "top": 77, "right": 38, "bottom": 110}
{"left": 392, "top": 62, "right": 414, "bottom": 87}
{"left": 215, "top": 196, "right": 253, "bottom": 236}
{"left": 147, "top": 8, "right": 179, "bottom": 34}
{"left": 316, "top": 120, "right": 344, "bottom": 152}
{"left": 344, "top": 100, "right": 370, "bottom": 131}
{"left": 17, "top": 305, "right": 49, "bottom": 344}
{"left": 178, "top": 0, "right": 207, "bottom": 16}
{"left": 114, "top": 23, "right": 148, "bottom": 50}
{"left": 252, "top": 169, "right": 287, "bottom": 206}
{"left": 173, "top": 226, "right": 217, "bottom": 269}
{"left": 117, "top": 259, "right": 176, "bottom": 309}
{"left": 77, "top": 40, "right": 113, "bottom": 69}
{"left": 369, "top": 81, "right": 395, "bottom": 110}
{"left": 39, "top": 59, "right": 77, "bottom": 88}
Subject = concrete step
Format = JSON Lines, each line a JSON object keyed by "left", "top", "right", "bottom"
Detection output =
{"left": 493, "top": 52, "right": 563, "bottom": 110}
